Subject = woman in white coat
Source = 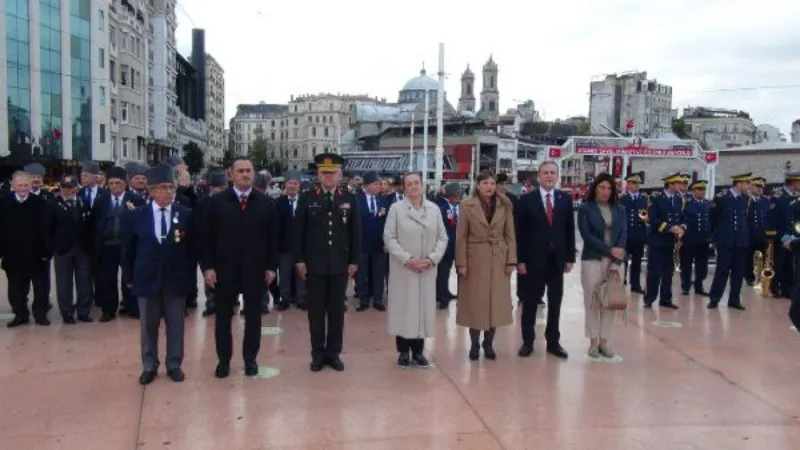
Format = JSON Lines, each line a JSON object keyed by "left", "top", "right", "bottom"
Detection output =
{"left": 384, "top": 172, "right": 449, "bottom": 368}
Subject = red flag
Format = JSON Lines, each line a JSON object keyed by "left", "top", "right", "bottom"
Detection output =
{"left": 53, "top": 128, "right": 62, "bottom": 140}
{"left": 625, "top": 120, "right": 634, "bottom": 129}
{"left": 548, "top": 147, "right": 562, "bottom": 158}
{"left": 704, "top": 152, "right": 718, "bottom": 164}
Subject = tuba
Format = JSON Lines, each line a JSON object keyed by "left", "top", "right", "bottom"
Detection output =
{"left": 753, "top": 249, "right": 764, "bottom": 285}
{"left": 759, "top": 241, "right": 775, "bottom": 296}
{"left": 673, "top": 233, "right": 683, "bottom": 273}
{"left": 638, "top": 209, "right": 649, "bottom": 222}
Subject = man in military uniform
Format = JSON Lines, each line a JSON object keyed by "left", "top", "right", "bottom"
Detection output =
{"left": 745, "top": 177, "right": 770, "bottom": 286}
{"left": 679, "top": 180, "right": 711, "bottom": 296}
{"left": 643, "top": 172, "right": 684, "bottom": 309}
{"left": 24, "top": 162, "right": 55, "bottom": 312}
{"left": 619, "top": 172, "right": 648, "bottom": 294}
{"left": 767, "top": 172, "right": 800, "bottom": 298}
{"left": 708, "top": 173, "right": 751, "bottom": 310}
{"left": 293, "top": 153, "right": 361, "bottom": 372}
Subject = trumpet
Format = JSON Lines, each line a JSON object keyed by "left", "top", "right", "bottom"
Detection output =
{"left": 638, "top": 209, "right": 649, "bottom": 222}
{"left": 760, "top": 241, "right": 775, "bottom": 296}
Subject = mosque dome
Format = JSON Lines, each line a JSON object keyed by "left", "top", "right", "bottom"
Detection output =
{"left": 398, "top": 67, "right": 443, "bottom": 104}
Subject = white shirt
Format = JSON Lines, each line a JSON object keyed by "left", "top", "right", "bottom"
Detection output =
{"left": 539, "top": 187, "right": 555, "bottom": 209}
{"left": 15, "top": 194, "right": 28, "bottom": 203}
{"left": 233, "top": 186, "right": 252, "bottom": 199}
{"left": 286, "top": 195, "right": 298, "bottom": 215}
{"left": 151, "top": 201, "right": 172, "bottom": 241}
{"left": 366, "top": 194, "right": 377, "bottom": 214}
{"left": 110, "top": 193, "right": 124, "bottom": 208}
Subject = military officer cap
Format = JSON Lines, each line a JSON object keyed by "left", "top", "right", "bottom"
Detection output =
{"left": 662, "top": 172, "right": 683, "bottom": 184}
{"left": 689, "top": 179, "right": 708, "bottom": 190}
{"left": 444, "top": 183, "right": 461, "bottom": 198}
{"left": 208, "top": 171, "right": 227, "bottom": 188}
{"left": 362, "top": 170, "right": 380, "bottom": 185}
{"left": 81, "top": 160, "right": 100, "bottom": 175}
{"left": 315, "top": 152, "right": 344, "bottom": 172}
{"left": 731, "top": 172, "right": 752, "bottom": 183}
{"left": 680, "top": 172, "right": 691, "bottom": 183}
{"left": 145, "top": 164, "right": 175, "bottom": 187}
{"left": 751, "top": 177, "right": 766, "bottom": 187}
{"left": 107, "top": 166, "right": 127, "bottom": 181}
{"left": 496, "top": 173, "right": 511, "bottom": 184}
{"left": 284, "top": 170, "right": 301, "bottom": 182}
{"left": 23, "top": 162, "right": 46, "bottom": 176}
{"left": 254, "top": 173, "right": 268, "bottom": 190}
{"left": 59, "top": 174, "right": 78, "bottom": 189}
{"left": 625, "top": 172, "right": 643, "bottom": 183}
{"left": 166, "top": 154, "right": 184, "bottom": 167}
{"left": 785, "top": 171, "right": 800, "bottom": 182}
{"left": 124, "top": 161, "right": 138, "bottom": 173}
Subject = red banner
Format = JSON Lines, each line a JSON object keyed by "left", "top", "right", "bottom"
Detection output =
{"left": 575, "top": 145, "right": 693, "bottom": 157}
{"left": 704, "top": 152, "right": 718, "bottom": 164}
{"left": 548, "top": 147, "right": 562, "bottom": 158}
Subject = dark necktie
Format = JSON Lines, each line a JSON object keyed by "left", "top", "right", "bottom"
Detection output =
{"left": 545, "top": 193, "right": 554, "bottom": 226}
{"left": 370, "top": 197, "right": 376, "bottom": 215}
{"left": 289, "top": 198, "right": 295, "bottom": 216}
{"left": 325, "top": 192, "right": 332, "bottom": 205}
{"left": 113, "top": 197, "right": 120, "bottom": 212}
{"left": 239, "top": 193, "right": 248, "bottom": 211}
{"left": 160, "top": 207, "right": 168, "bottom": 241}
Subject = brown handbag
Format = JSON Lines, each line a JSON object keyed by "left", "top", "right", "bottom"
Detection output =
{"left": 601, "top": 264, "right": 629, "bottom": 310}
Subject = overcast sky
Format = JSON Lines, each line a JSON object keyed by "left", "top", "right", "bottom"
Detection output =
{"left": 176, "top": 0, "right": 800, "bottom": 135}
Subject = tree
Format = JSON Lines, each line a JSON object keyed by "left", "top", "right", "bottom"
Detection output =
{"left": 248, "top": 137, "right": 270, "bottom": 170}
{"left": 671, "top": 119, "right": 691, "bottom": 139}
{"left": 575, "top": 122, "right": 590, "bottom": 135}
{"left": 182, "top": 141, "right": 204, "bottom": 175}
{"left": 222, "top": 149, "right": 236, "bottom": 169}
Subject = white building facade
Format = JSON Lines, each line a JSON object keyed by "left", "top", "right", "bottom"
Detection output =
{"left": 791, "top": 120, "right": 800, "bottom": 143}
{"left": 682, "top": 106, "right": 756, "bottom": 150}
{"left": 204, "top": 53, "right": 224, "bottom": 163}
{"left": 755, "top": 123, "right": 783, "bottom": 143}
{"left": 146, "top": 0, "right": 178, "bottom": 157}
{"left": 589, "top": 71, "right": 673, "bottom": 137}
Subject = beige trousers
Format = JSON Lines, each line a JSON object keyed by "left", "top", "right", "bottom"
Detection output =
{"left": 581, "top": 258, "right": 615, "bottom": 339}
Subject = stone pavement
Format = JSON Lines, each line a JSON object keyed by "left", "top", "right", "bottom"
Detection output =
{"left": 0, "top": 266, "right": 799, "bottom": 450}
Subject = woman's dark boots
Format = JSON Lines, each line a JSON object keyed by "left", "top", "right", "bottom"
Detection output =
{"left": 482, "top": 328, "right": 497, "bottom": 360}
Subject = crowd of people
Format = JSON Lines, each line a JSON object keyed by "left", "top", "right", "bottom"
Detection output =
{"left": 1, "top": 153, "right": 799, "bottom": 386}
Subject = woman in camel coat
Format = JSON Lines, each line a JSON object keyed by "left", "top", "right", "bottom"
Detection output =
{"left": 455, "top": 171, "right": 517, "bottom": 361}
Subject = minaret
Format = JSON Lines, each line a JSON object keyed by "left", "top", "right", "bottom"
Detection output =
{"left": 458, "top": 65, "right": 476, "bottom": 113}
{"left": 480, "top": 55, "right": 499, "bottom": 121}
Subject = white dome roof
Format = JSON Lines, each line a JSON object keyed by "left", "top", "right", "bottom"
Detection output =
{"left": 401, "top": 69, "right": 440, "bottom": 92}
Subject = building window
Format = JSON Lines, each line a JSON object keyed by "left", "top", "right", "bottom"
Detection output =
{"left": 99, "top": 10, "right": 105, "bottom": 30}
{"left": 329, "top": 115, "right": 334, "bottom": 123}
{"left": 316, "top": 116, "right": 320, "bottom": 123}
{"left": 324, "top": 127, "right": 329, "bottom": 137}
{"left": 99, "top": 124, "right": 106, "bottom": 143}
{"left": 270, "top": 120, "right": 275, "bottom": 127}
{"left": 270, "top": 131, "right": 275, "bottom": 140}
{"left": 293, "top": 148, "right": 298, "bottom": 158}
{"left": 312, "top": 146, "right": 317, "bottom": 156}
{"left": 109, "top": 60, "right": 116, "bottom": 84}
{"left": 489, "top": 100, "right": 496, "bottom": 112}
{"left": 99, "top": 86, "right": 106, "bottom": 105}
{"left": 308, "top": 103, "right": 312, "bottom": 111}
{"left": 293, "top": 117, "right": 298, "bottom": 125}
{"left": 98, "top": 47, "right": 105, "bottom": 68}
{"left": 121, "top": 101, "right": 129, "bottom": 123}
{"left": 120, "top": 64, "right": 128, "bottom": 85}
{"left": 122, "top": 137, "right": 129, "bottom": 158}
{"left": 312, "top": 127, "right": 317, "bottom": 137}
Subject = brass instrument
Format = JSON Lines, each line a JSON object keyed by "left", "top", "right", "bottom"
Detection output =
{"left": 638, "top": 209, "right": 649, "bottom": 222}
{"left": 673, "top": 233, "right": 682, "bottom": 273}
{"left": 793, "top": 221, "right": 800, "bottom": 235}
{"left": 759, "top": 241, "right": 775, "bottom": 296}
{"left": 753, "top": 250, "right": 764, "bottom": 284}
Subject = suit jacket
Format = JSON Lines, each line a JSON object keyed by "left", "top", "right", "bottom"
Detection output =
{"left": 276, "top": 194, "right": 300, "bottom": 254}
{"left": 43, "top": 195, "right": 92, "bottom": 256}
{"left": 710, "top": 191, "right": 749, "bottom": 248}
{"left": 201, "top": 189, "right": 279, "bottom": 289}
{"left": 619, "top": 192, "right": 648, "bottom": 243}
{"left": 577, "top": 202, "right": 627, "bottom": 262}
{"left": 681, "top": 197, "right": 711, "bottom": 245}
{"left": 0, "top": 194, "right": 48, "bottom": 272}
{"left": 647, "top": 191, "right": 683, "bottom": 248}
{"left": 357, "top": 192, "right": 388, "bottom": 253}
{"left": 92, "top": 191, "right": 145, "bottom": 255}
{"left": 437, "top": 197, "right": 459, "bottom": 259}
{"left": 122, "top": 202, "right": 194, "bottom": 298}
{"left": 292, "top": 187, "right": 361, "bottom": 275}
{"left": 515, "top": 188, "right": 576, "bottom": 271}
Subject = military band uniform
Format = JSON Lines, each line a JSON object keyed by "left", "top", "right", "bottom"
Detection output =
{"left": 679, "top": 189, "right": 711, "bottom": 295}
{"left": 708, "top": 176, "right": 750, "bottom": 310}
{"left": 768, "top": 185, "right": 796, "bottom": 297}
{"left": 643, "top": 186, "right": 682, "bottom": 309}
{"left": 745, "top": 191, "right": 770, "bottom": 286}
{"left": 293, "top": 170, "right": 361, "bottom": 371}
{"left": 619, "top": 188, "right": 647, "bottom": 293}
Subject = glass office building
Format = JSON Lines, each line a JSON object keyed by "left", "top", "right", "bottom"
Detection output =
{"left": 40, "top": 0, "right": 63, "bottom": 158}
{"left": 6, "top": 0, "right": 33, "bottom": 156}
{"left": 69, "top": 0, "right": 92, "bottom": 161}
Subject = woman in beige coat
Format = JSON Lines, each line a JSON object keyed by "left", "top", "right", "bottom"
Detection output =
{"left": 384, "top": 172, "right": 449, "bottom": 368}
{"left": 455, "top": 171, "right": 517, "bottom": 361}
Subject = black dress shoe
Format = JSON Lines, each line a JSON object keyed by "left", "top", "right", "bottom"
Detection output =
{"left": 397, "top": 353, "right": 410, "bottom": 369}
{"left": 469, "top": 343, "right": 480, "bottom": 361}
{"left": 355, "top": 304, "right": 369, "bottom": 312}
{"left": 99, "top": 314, "right": 116, "bottom": 323}
{"left": 437, "top": 301, "right": 448, "bottom": 310}
{"left": 695, "top": 290, "right": 710, "bottom": 297}
{"left": 261, "top": 304, "right": 270, "bottom": 315}
{"left": 276, "top": 301, "right": 290, "bottom": 311}
{"left": 411, "top": 353, "right": 431, "bottom": 368}
{"left": 660, "top": 303, "right": 679, "bottom": 309}
{"left": 6, "top": 316, "right": 29, "bottom": 328}
{"left": 167, "top": 368, "right": 185, "bottom": 382}
{"left": 631, "top": 287, "right": 646, "bottom": 294}
{"left": 482, "top": 341, "right": 497, "bottom": 360}
{"left": 244, "top": 364, "right": 259, "bottom": 377}
{"left": 296, "top": 302, "right": 308, "bottom": 311}
{"left": 139, "top": 370, "right": 157, "bottom": 385}
{"left": 310, "top": 359, "right": 324, "bottom": 372}
{"left": 77, "top": 315, "right": 93, "bottom": 323}
{"left": 328, "top": 356, "right": 345, "bottom": 372}
{"left": 447, "top": 292, "right": 457, "bottom": 300}
{"left": 518, "top": 343, "right": 534, "bottom": 357}
{"left": 681, "top": 290, "right": 690, "bottom": 296}
{"left": 547, "top": 345, "right": 569, "bottom": 359}
{"left": 215, "top": 363, "right": 230, "bottom": 378}
{"left": 372, "top": 303, "right": 386, "bottom": 312}
{"left": 34, "top": 317, "right": 51, "bottom": 326}
{"left": 707, "top": 301, "right": 719, "bottom": 309}
{"left": 729, "top": 303, "right": 746, "bottom": 311}
{"left": 202, "top": 308, "right": 215, "bottom": 317}
{"left": 63, "top": 316, "right": 77, "bottom": 324}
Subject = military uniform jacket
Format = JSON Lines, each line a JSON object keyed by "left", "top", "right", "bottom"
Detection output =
{"left": 711, "top": 191, "right": 749, "bottom": 248}
{"left": 768, "top": 186, "right": 795, "bottom": 238}
{"left": 747, "top": 195, "right": 770, "bottom": 241}
{"left": 646, "top": 190, "right": 683, "bottom": 247}
{"left": 293, "top": 187, "right": 361, "bottom": 275}
{"left": 680, "top": 196, "right": 711, "bottom": 245}
{"left": 620, "top": 192, "right": 648, "bottom": 243}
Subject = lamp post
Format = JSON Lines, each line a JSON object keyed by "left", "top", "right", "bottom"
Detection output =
{"left": 422, "top": 89, "right": 430, "bottom": 187}
{"left": 408, "top": 112, "right": 415, "bottom": 172}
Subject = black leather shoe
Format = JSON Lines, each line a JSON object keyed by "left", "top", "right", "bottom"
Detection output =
{"left": 215, "top": 363, "right": 230, "bottom": 378}
{"left": 99, "top": 314, "right": 116, "bottom": 323}
{"left": 328, "top": 356, "right": 345, "bottom": 372}
{"left": 482, "top": 341, "right": 497, "bottom": 360}
{"left": 729, "top": 303, "right": 746, "bottom": 311}
{"left": 201, "top": 308, "right": 215, "bottom": 317}
{"left": 660, "top": 303, "right": 679, "bottom": 310}
{"left": 372, "top": 303, "right": 386, "bottom": 312}
{"left": 296, "top": 302, "right": 308, "bottom": 311}
{"left": 518, "top": 343, "right": 534, "bottom": 358}
{"left": 139, "top": 370, "right": 157, "bottom": 385}
{"left": 356, "top": 304, "right": 369, "bottom": 312}
{"left": 695, "top": 290, "right": 710, "bottom": 297}
{"left": 310, "top": 358, "right": 324, "bottom": 372}
{"left": 547, "top": 345, "right": 569, "bottom": 359}
{"left": 276, "top": 301, "right": 290, "bottom": 311}
{"left": 63, "top": 316, "right": 77, "bottom": 324}
{"left": 707, "top": 301, "right": 719, "bottom": 309}
{"left": 412, "top": 353, "right": 431, "bottom": 368}
{"left": 6, "top": 316, "right": 29, "bottom": 328}
{"left": 77, "top": 315, "right": 93, "bottom": 323}
{"left": 261, "top": 304, "right": 270, "bottom": 315}
{"left": 244, "top": 364, "right": 259, "bottom": 377}
{"left": 681, "top": 290, "right": 690, "bottom": 296}
{"left": 34, "top": 316, "right": 51, "bottom": 326}
{"left": 397, "top": 353, "right": 410, "bottom": 369}
{"left": 167, "top": 368, "right": 185, "bottom": 382}
{"left": 468, "top": 343, "right": 480, "bottom": 361}
{"left": 631, "top": 287, "right": 646, "bottom": 294}
{"left": 437, "top": 301, "right": 448, "bottom": 310}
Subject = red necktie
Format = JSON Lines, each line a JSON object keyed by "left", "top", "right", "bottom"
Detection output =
{"left": 239, "top": 194, "right": 248, "bottom": 211}
{"left": 545, "top": 193, "right": 554, "bottom": 226}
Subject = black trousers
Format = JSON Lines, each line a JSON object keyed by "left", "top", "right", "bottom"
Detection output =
{"left": 186, "top": 262, "right": 199, "bottom": 307}
{"left": 644, "top": 245, "right": 675, "bottom": 306}
{"left": 6, "top": 268, "right": 49, "bottom": 319}
{"left": 772, "top": 245, "right": 793, "bottom": 297}
{"left": 519, "top": 254, "right": 564, "bottom": 346}
{"left": 357, "top": 250, "right": 387, "bottom": 306}
{"left": 395, "top": 336, "right": 424, "bottom": 354}
{"left": 306, "top": 273, "right": 348, "bottom": 359}
{"left": 680, "top": 243, "right": 709, "bottom": 293}
{"left": 97, "top": 244, "right": 131, "bottom": 316}
{"left": 215, "top": 284, "right": 263, "bottom": 364}
{"left": 625, "top": 240, "right": 645, "bottom": 289}
{"left": 436, "top": 252, "right": 454, "bottom": 301}
{"left": 789, "top": 282, "right": 800, "bottom": 331}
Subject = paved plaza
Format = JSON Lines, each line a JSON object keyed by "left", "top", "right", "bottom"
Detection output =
{"left": 1, "top": 266, "right": 799, "bottom": 450}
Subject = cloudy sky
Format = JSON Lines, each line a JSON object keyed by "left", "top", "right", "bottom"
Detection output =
{"left": 176, "top": 0, "right": 800, "bottom": 135}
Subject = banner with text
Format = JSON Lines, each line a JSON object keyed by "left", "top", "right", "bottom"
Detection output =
{"left": 571, "top": 137, "right": 698, "bottom": 158}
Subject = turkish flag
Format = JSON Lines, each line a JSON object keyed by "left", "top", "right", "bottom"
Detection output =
{"left": 625, "top": 120, "right": 634, "bottom": 129}
{"left": 53, "top": 128, "right": 62, "bottom": 140}
{"left": 704, "top": 152, "right": 718, "bottom": 164}
{"left": 548, "top": 147, "right": 562, "bottom": 158}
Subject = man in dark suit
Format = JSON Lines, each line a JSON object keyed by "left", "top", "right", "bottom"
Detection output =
{"left": 0, "top": 171, "right": 50, "bottom": 327}
{"left": 355, "top": 170, "right": 388, "bottom": 312}
{"left": 643, "top": 173, "right": 684, "bottom": 309}
{"left": 79, "top": 160, "right": 110, "bottom": 306}
{"left": 293, "top": 153, "right": 361, "bottom": 372}
{"left": 253, "top": 173, "right": 278, "bottom": 314}
{"left": 516, "top": 160, "right": 575, "bottom": 359}
{"left": 276, "top": 170, "right": 305, "bottom": 311}
{"left": 619, "top": 172, "right": 648, "bottom": 294}
{"left": 679, "top": 180, "right": 711, "bottom": 296}
{"left": 24, "top": 162, "right": 55, "bottom": 312}
{"left": 708, "top": 173, "right": 751, "bottom": 310}
{"left": 436, "top": 183, "right": 461, "bottom": 309}
{"left": 43, "top": 175, "right": 93, "bottom": 324}
{"left": 123, "top": 164, "right": 193, "bottom": 385}
{"left": 93, "top": 166, "right": 145, "bottom": 321}
{"left": 745, "top": 177, "right": 770, "bottom": 286}
{"left": 195, "top": 171, "right": 228, "bottom": 317}
{"left": 767, "top": 172, "right": 800, "bottom": 298}
{"left": 202, "top": 158, "right": 279, "bottom": 378}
